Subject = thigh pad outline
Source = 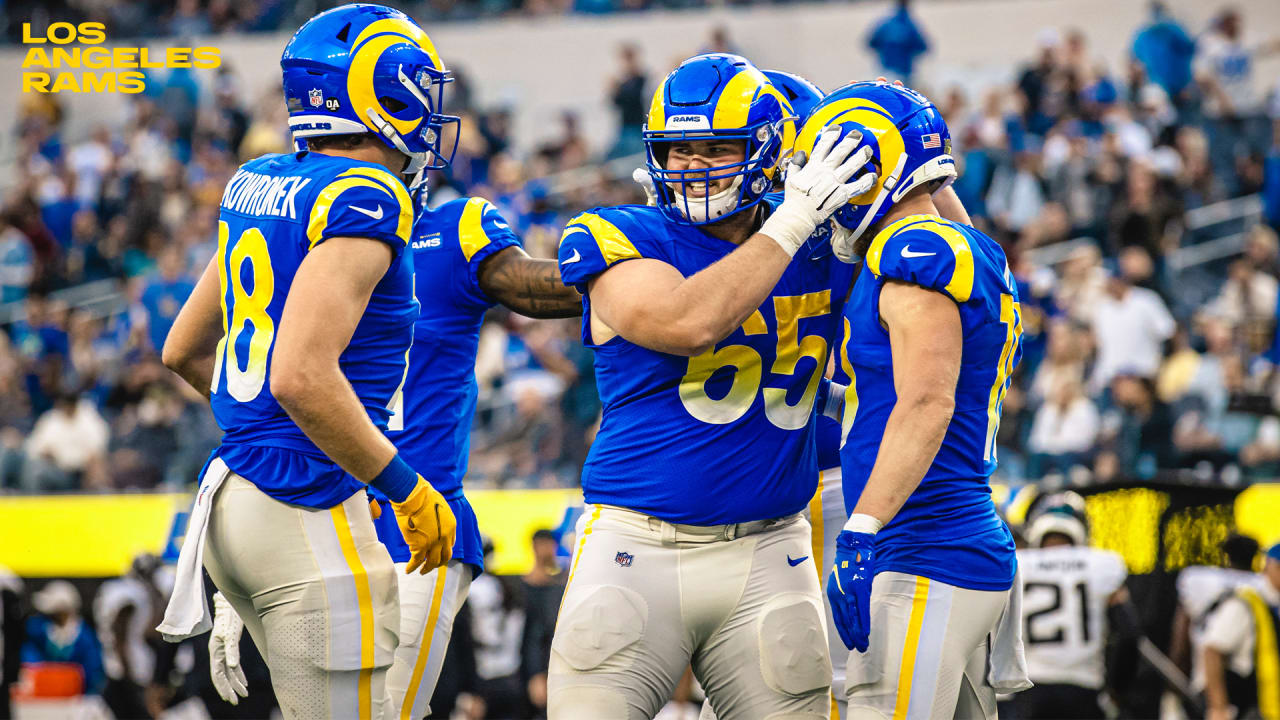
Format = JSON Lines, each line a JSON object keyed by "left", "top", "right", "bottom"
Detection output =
{"left": 757, "top": 593, "right": 832, "bottom": 697}
{"left": 552, "top": 584, "right": 648, "bottom": 672}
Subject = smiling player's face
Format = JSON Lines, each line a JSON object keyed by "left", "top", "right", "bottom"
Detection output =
{"left": 664, "top": 139, "right": 747, "bottom": 198}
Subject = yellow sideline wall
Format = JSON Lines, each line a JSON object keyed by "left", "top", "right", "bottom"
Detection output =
{"left": 0, "top": 488, "right": 581, "bottom": 578}
{"left": 1, "top": 484, "right": 1277, "bottom": 578}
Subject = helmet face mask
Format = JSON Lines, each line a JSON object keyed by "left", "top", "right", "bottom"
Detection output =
{"left": 642, "top": 54, "right": 796, "bottom": 226}
{"left": 282, "top": 4, "right": 459, "bottom": 183}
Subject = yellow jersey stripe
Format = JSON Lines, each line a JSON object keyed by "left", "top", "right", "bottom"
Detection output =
{"left": 865, "top": 215, "right": 976, "bottom": 303}
{"left": 457, "top": 197, "right": 493, "bottom": 262}
{"left": 400, "top": 569, "right": 449, "bottom": 720}
{"left": 307, "top": 177, "right": 408, "bottom": 249}
{"left": 864, "top": 214, "right": 935, "bottom": 277}
{"left": 339, "top": 167, "right": 414, "bottom": 241}
{"left": 892, "top": 576, "right": 931, "bottom": 720}
{"left": 330, "top": 504, "right": 375, "bottom": 720}
{"left": 562, "top": 213, "right": 641, "bottom": 267}
{"left": 916, "top": 221, "right": 976, "bottom": 302}
{"left": 839, "top": 318, "right": 859, "bottom": 448}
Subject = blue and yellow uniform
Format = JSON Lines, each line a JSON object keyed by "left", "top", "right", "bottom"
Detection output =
{"left": 369, "top": 196, "right": 520, "bottom": 572}
{"left": 558, "top": 195, "right": 841, "bottom": 525}
{"left": 209, "top": 151, "right": 417, "bottom": 509}
{"left": 838, "top": 214, "right": 1022, "bottom": 591}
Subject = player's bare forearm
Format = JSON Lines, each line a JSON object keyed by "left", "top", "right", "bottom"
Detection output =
{"left": 1202, "top": 647, "right": 1231, "bottom": 713}
{"left": 852, "top": 280, "right": 961, "bottom": 525}
{"left": 271, "top": 236, "right": 400, "bottom": 483}
{"left": 277, "top": 363, "right": 397, "bottom": 481}
{"left": 478, "top": 247, "right": 582, "bottom": 319}
{"left": 162, "top": 256, "right": 224, "bottom": 399}
{"left": 591, "top": 234, "right": 791, "bottom": 356}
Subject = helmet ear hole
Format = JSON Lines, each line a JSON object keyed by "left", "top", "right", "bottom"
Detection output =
{"left": 380, "top": 96, "right": 408, "bottom": 113}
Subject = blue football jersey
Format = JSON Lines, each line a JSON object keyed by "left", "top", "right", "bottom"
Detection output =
{"left": 370, "top": 196, "right": 521, "bottom": 570}
{"left": 209, "top": 152, "right": 418, "bottom": 509}
{"left": 839, "top": 214, "right": 1022, "bottom": 591}
{"left": 558, "top": 195, "right": 840, "bottom": 525}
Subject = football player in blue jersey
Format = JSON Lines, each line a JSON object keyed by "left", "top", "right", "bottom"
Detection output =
{"left": 800, "top": 82, "right": 1031, "bottom": 719}
{"left": 366, "top": 193, "right": 581, "bottom": 717}
{"left": 159, "top": 6, "right": 461, "bottom": 718}
{"left": 203, "top": 195, "right": 583, "bottom": 717}
{"left": 547, "top": 53, "right": 875, "bottom": 719}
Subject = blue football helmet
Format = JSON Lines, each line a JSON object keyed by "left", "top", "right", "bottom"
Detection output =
{"left": 792, "top": 81, "right": 956, "bottom": 243}
{"left": 643, "top": 54, "right": 797, "bottom": 225}
{"left": 281, "top": 4, "right": 458, "bottom": 179}
{"left": 762, "top": 70, "right": 825, "bottom": 127}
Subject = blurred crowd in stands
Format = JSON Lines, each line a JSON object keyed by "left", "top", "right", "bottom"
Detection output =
{"left": 1, "top": 0, "right": 1280, "bottom": 498}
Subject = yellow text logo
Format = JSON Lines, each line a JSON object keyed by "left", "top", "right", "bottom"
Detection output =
{"left": 22, "top": 22, "right": 221, "bottom": 94}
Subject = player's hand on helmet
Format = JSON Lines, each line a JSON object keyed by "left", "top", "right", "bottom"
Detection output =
{"left": 632, "top": 168, "right": 658, "bottom": 207}
{"left": 761, "top": 128, "right": 876, "bottom": 257}
{"left": 393, "top": 476, "right": 457, "bottom": 574}
{"left": 831, "top": 222, "right": 859, "bottom": 264}
{"left": 210, "top": 592, "right": 248, "bottom": 705}
{"left": 827, "top": 515, "right": 881, "bottom": 653}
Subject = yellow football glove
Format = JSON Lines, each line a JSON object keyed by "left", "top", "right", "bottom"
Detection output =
{"left": 392, "top": 476, "right": 457, "bottom": 574}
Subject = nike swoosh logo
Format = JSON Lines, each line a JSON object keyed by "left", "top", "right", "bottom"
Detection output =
{"left": 787, "top": 555, "right": 809, "bottom": 567}
{"left": 350, "top": 204, "right": 384, "bottom": 220}
{"left": 900, "top": 245, "right": 935, "bottom": 258}
{"left": 562, "top": 248, "right": 583, "bottom": 265}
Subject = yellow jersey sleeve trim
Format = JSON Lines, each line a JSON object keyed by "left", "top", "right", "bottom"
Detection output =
{"left": 339, "top": 167, "right": 414, "bottom": 240}
{"left": 865, "top": 214, "right": 975, "bottom": 303}
{"left": 457, "top": 197, "right": 494, "bottom": 262}
{"left": 864, "top": 214, "right": 934, "bottom": 277}
{"left": 560, "top": 213, "right": 642, "bottom": 267}
{"left": 306, "top": 170, "right": 413, "bottom": 249}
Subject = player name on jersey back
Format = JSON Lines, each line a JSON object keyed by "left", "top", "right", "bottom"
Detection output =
{"left": 219, "top": 168, "right": 313, "bottom": 219}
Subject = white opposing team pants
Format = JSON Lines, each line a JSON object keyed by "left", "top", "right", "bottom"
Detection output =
{"left": 382, "top": 560, "right": 471, "bottom": 720}
{"left": 548, "top": 504, "right": 832, "bottom": 720}
{"left": 845, "top": 572, "right": 1006, "bottom": 720}
{"left": 203, "top": 473, "right": 399, "bottom": 720}
{"left": 702, "top": 467, "right": 848, "bottom": 720}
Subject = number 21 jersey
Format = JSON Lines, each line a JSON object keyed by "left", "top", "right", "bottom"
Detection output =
{"left": 209, "top": 151, "right": 418, "bottom": 509}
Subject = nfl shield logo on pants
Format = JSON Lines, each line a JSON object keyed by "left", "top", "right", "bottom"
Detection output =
{"left": 309, "top": 88, "right": 323, "bottom": 108}
{"left": 614, "top": 551, "right": 633, "bottom": 568}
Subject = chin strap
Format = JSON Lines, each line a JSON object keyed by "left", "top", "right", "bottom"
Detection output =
{"left": 670, "top": 175, "right": 744, "bottom": 223}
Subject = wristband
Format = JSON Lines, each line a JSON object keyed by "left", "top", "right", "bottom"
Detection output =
{"left": 369, "top": 454, "right": 417, "bottom": 503}
{"left": 759, "top": 205, "right": 813, "bottom": 257}
{"left": 818, "top": 380, "right": 847, "bottom": 420}
{"left": 843, "top": 512, "right": 883, "bottom": 535}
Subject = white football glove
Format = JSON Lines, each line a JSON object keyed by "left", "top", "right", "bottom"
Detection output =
{"left": 210, "top": 591, "right": 248, "bottom": 705}
{"left": 631, "top": 167, "right": 658, "bottom": 207}
{"left": 831, "top": 222, "right": 859, "bottom": 264}
{"left": 761, "top": 129, "right": 876, "bottom": 257}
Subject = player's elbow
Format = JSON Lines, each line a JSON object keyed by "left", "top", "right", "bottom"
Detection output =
{"left": 269, "top": 354, "right": 318, "bottom": 413}
{"left": 902, "top": 388, "right": 955, "bottom": 425}
{"left": 160, "top": 337, "right": 194, "bottom": 376}
{"left": 666, "top": 317, "right": 722, "bottom": 356}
